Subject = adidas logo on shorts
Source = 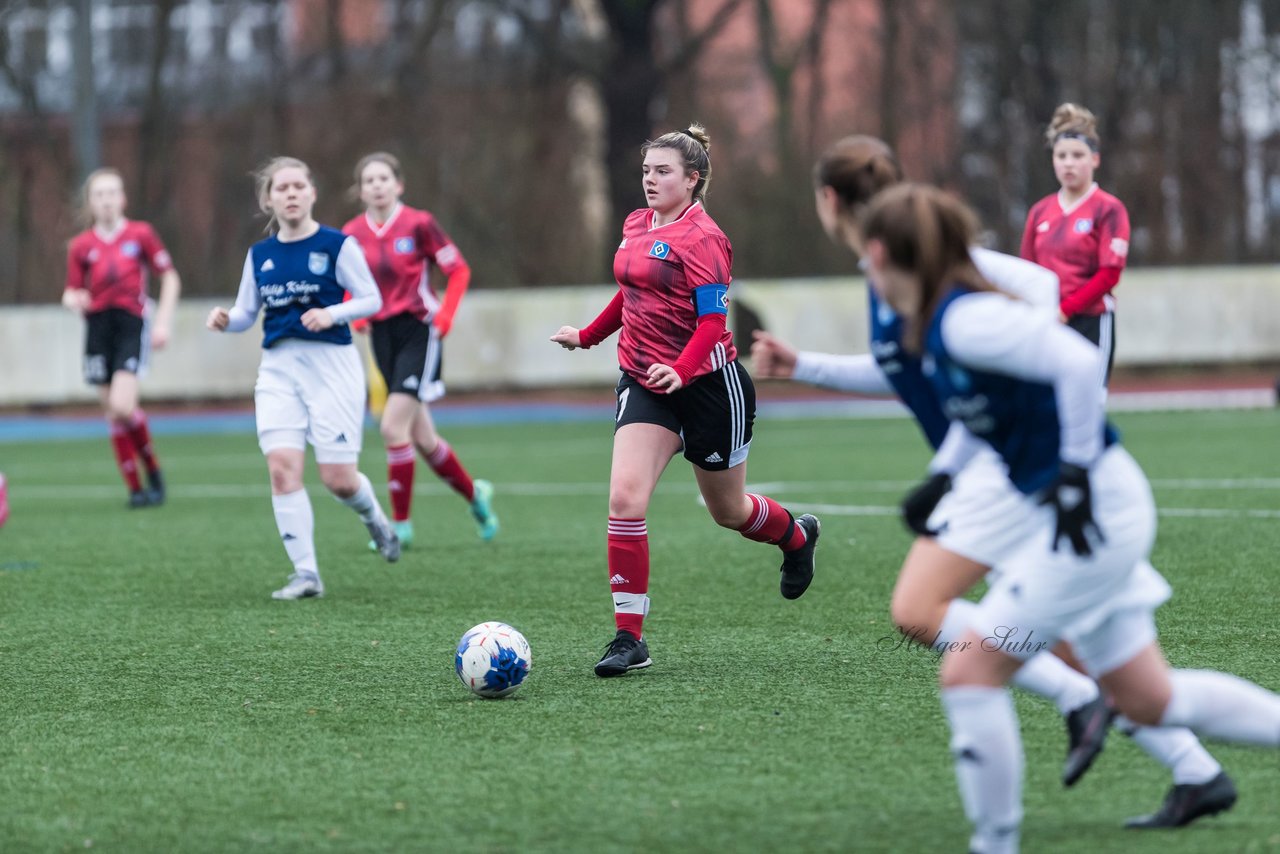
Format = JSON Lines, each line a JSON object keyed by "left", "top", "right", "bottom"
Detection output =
{"left": 335, "top": 433, "right": 348, "bottom": 443}
{"left": 704, "top": 451, "right": 724, "bottom": 463}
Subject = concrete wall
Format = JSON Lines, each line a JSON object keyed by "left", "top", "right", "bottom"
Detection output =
{"left": 4, "top": 265, "right": 1279, "bottom": 406}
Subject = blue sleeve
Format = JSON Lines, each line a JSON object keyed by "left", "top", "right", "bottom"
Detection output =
{"left": 692, "top": 283, "right": 728, "bottom": 316}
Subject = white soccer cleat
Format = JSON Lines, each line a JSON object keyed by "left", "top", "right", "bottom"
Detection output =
{"left": 272, "top": 572, "right": 324, "bottom": 600}
{"left": 365, "top": 516, "right": 401, "bottom": 563}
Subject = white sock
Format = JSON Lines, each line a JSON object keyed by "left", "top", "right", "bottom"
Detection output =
{"left": 1114, "top": 719, "right": 1222, "bottom": 785}
{"left": 336, "top": 472, "right": 382, "bottom": 524}
{"left": 942, "top": 600, "right": 1098, "bottom": 715}
{"left": 936, "top": 598, "right": 977, "bottom": 645}
{"left": 1010, "top": 653, "right": 1100, "bottom": 715}
{"left": 942, "top": 686, "right": 1023, "bottom": 854}
{"left": 272, "top": 489, "right": 318, "bottom": 577}
{"left": 1160, "top": 669, "right": 1280, "bottom": 747}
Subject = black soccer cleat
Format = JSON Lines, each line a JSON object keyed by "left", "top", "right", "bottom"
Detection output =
{"left": 779, "top": 514, "right": 821, "bottom": 600}
{"left": 1124, "top": 772, "right": 1238, "bottom": 829}
{"left": 1062, "top": 694, "right": 1115, "bottom": 787}
{"left": 146, "top": 469, "right": 166, "bottom": 506}
{"left": 594, "top": 630, "right": 652, "bottom": 678}
{"left": 127, "top": 489, "right": 153, "bottom": 509}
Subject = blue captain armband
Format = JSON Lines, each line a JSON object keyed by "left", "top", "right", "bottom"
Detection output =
{"left": 693, "top": 284, "right": 729, "bottom": 316}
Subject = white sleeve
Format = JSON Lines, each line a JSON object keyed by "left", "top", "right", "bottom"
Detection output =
{"left": 927, "top": 421, "right": 986, "bottom": 475}
{"left": 971, "top": 247, "right": 1059, "bottom": 313}
{"left": 940, "top": 293, "right": 1104, "bottom": 467}
{"left": 225, "top": 251, "right": 262, "bottom": 333}
{"left": 327, "top": 237, "right": 382, "bottom": 325}
{"left": 792, "top": 352, "right": 894, "bottom": 395}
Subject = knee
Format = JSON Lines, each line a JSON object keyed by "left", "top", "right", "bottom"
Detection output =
{"left": 267, "top": 463, "right": 301, "bottom": 494}
{"left": 1111, "top": 690, "right": 1169, "bottom": 728}
{"left": 608, "top": 484, "right": 648, "bottom": 519}
{"left": 707, "top": 502, "right": 748, "bottom": 530}
{"left": 890, "top": 594, "right": 937, "bottom": 638}
{"left": 321, "top": 469, "right": 359, "bottom": 499}
{"left": 380, "top": 420, "right": 406, "bottom": 447}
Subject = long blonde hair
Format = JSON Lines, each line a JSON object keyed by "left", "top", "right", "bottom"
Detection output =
{"left": 77, "top": 168, "right": 125, "bottom": 227}
{"left": 253, "top": 156, "right": 314, "bottom": 232}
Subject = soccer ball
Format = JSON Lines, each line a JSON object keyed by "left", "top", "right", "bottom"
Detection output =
{"left": 455, "top": 621, "right": 531, "bottom": 698}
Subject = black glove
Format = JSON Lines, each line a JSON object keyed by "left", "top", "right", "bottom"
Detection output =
{"left": 1040, "top": 462, "right": 1105, "bottom": 557}
{"left": 901, "top": 472, "right": 953, "bottom": 537}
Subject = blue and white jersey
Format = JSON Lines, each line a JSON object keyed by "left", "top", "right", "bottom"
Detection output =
{"left": 869, "top": 288, "right": 951, "bottom": 449}
{"left": 923, "top": 285, "right": 1116, "bottom": 494}
{"left": 226, "top": 225, "right": 381, "bottom": 348}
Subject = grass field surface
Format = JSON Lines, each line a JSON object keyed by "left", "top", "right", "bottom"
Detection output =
{"left": 1, "top": 409, "right": 1277, "bottom": 853}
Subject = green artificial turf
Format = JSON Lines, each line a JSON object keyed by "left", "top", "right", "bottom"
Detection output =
{"left": 1, "top": 410, "right": 1277, "bottom": 852}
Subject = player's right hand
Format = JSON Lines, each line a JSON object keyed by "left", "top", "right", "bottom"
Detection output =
{"left": 61, "top": 289, "right": 91, "bottom": 314}
{"left": 206, "top": 307, "right": 230, "bottom": 332}
{"left": 750, "top": 330, "right": 797, "bottom": 379}
{"left": 550, "top": 326, "right": 582, "bottom": 350}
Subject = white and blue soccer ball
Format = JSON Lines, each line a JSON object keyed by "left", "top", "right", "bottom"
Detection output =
{"left": 455, "top": 621, "right": 531, "bottom": 698}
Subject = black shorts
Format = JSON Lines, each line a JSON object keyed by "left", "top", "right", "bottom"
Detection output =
{"left": 1066, "top": 310, "right": 1115, "bottom": 386}
{"left": 614, "top": 361, "right": 756, "bottom": 471}
{"left": 371, "top": 312, "right": 444, "bottom": 402}
{"left": 84, "top": 308, "right": 146, "bottom": 385}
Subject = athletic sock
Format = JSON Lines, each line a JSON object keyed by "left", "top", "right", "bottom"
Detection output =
{"left": 1114, "top": 720, "right": 1222, "bottom": 785}
{"left": 336, "top": 473, "right": 384, "bottom": 525}
{"left": 938, "top": 600, "right": 1098, "bottom": 714}
{"left": 386, "top": 443, "right": 416, "bottom": 523}
{"left": 607, "top": 517, "right": 649, "bottom": 639}
{"left": 942, "top": 686, "right": 1023, "bottom": 854}
{"left": 109, "top": 422, "right": 143, "bottom": 492}
{"left": 126, "top": 409, "right": 160, "bottom": 475}
{"left": 1160, "top": 669, "right": 1280, "bottom": 747}
{"left": 424, "top": 438, "right": 475, "bottom": 502}
{"left": 738, "top": 493, "right": 806, "bottom": 551}
{"left": 272, "top": 488, "right": 318, "bottom": 577}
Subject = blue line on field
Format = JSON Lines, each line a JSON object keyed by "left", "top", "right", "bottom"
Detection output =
{"left": 0, "top": 399, "right": 911, "bottom": 444}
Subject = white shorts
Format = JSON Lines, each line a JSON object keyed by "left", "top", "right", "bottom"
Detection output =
{"left": 933, "top": 448, "right": 1038, "bottom": 570}
{"left": 966, "top": 446, "right": 1166, "bottom": 670}
{"left": 254, "top": 340, "right": 366, "bottom": 464}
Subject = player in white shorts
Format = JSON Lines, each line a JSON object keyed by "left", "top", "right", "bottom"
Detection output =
{"left": 859, "top": 183, "right": 1280, "bottom": 854}
{"left": 207, "top": 156, "right": 400, "bottom": 600}
{"left": 753, "top": 134, "right": 1233, "bottom": 829}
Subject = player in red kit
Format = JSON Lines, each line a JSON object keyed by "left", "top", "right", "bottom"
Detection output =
{"left": 63, "top": 168, "right": 182, "bottom": 508}
{"left": 551, "top": 124, "right": 820, "bottom": 678}
{"left": 1020, "top": 103, "right": 1130, "bottom": 387}
{"left": 343, "top": 152, "right": 497, "bottom": 550}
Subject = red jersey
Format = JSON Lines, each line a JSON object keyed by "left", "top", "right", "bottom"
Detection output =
{"left": 612, "top": 202, "right": 736, "bottom": 382}
{"left": 65, "top": 220, "right": 173, "bottom": 317}
{"left": 1020, "top": 184, "right": 1130, "bottom": 316}
{"left": 342, "top": 204, "right": 467, "bottom": 323}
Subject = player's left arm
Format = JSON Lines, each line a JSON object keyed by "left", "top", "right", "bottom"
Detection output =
{"left": 423, "top": 217, "right": 470, "bottom": 338}
{"left": 317, "top": 237, "right": 382, "bottom": 330}
{"left": 142, "top": 226, "right": 181, "bottom": 349}
{"left": 649, "top": 236, "right": 731, "bottom": 394}
{"left": 1059, "top": 201, "right": 1130, "bottom": 318}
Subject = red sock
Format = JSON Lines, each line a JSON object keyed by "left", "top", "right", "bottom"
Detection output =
{"left": 126, "top": 409, "right": 160, "bottom": 475}
{"left": 385, "top": 443, "right": 416, "bottom": 523}
{"left": 109, "top": 423, "right": 142, "bottom": 492}
{"left": 424, "top": 438, "right": 475, "bottom": 502}
{"left": 608, "top": 517, "right": 650, "bottom": 639}
{"left": 738, "top": 493, "right": 807, "bottom": 551}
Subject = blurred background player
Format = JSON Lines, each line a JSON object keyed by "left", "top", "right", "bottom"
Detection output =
{"left": 206, "top": 156, "right": 399, "bottom": 600}
{"left": 1021, "top": 103, "right": 1130, "bottom": 388}
{"left": 62, "top": 168, "right": 181, "bottom": 509}
{"left": 551, "top": 124, "right": 820, "bottom": 678}
{"left": 343, "top": 152, "right": 497, "bottom": 550}
{"left": 860, "top": 184, "right": 1280, "bottom": 854}
{"left": 751, "top": 135, "right": 1235, "bottom": 829}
